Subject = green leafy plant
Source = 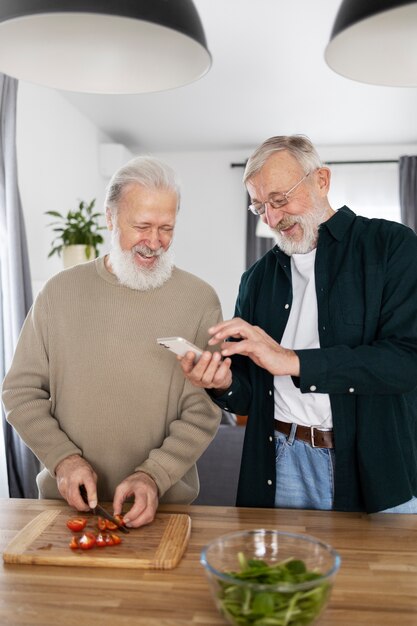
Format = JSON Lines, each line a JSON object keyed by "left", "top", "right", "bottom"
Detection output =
{"left": 45, "top": 199, "right": 106, "bottom": 259}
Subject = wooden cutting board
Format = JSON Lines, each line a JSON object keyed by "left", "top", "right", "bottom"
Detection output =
{"left": 2, "top": 508, "right": 191, "bottom": 569}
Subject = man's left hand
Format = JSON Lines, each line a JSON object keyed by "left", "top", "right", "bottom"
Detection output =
{"left": 112, "top": 471, "right": 159, "bottom": 528}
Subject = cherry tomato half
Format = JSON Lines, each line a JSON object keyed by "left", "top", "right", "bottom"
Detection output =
{"left": 97, "top": 516, "right": 107, "bottom": 531}
{"left": 113, "top": 514, "right": 125, "bottom": 527}
{"left": 78, "top": 532, "right": 96, "bottom": 550}
{"left": 104, "top": 519, "right": 118, "bottom": 531}
{"left": 66, "top": 517, "right": 88, "bottom": 532}
{"left": 110, "top": 533, "right": 122, "bottom": 545}
{"left": 104, "top": 533, "right": 115, "bottom": 546}
{"left": 95, "top": 532, "right": 107, "bottom": 547}
{"left": 69, "top": 536, "right": 79, "bottom": 549}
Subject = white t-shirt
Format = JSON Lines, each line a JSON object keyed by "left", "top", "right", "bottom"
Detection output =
{"left": 274, "top": 248, "right": 332, "bottom": 428}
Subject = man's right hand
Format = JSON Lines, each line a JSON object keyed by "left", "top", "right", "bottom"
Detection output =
{"left": 55, "top": 454, "right": 98, "bottom": 511}
{"left": 179, "top": 349, "right": 233, "bottom": 392}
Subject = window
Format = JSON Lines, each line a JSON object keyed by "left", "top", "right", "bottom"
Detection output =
{"left": 327, "top": 162, "right": 400, "bottom": 223}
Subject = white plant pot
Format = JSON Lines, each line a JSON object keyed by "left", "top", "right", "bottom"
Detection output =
{"left": 62, "top": 245, "right": 93, "bottom": 269}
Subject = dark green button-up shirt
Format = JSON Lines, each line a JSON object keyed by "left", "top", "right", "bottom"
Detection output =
{"left": 211, "top": 207, "right": 417, "bottom": 512}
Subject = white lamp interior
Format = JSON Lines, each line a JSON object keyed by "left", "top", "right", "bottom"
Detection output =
{"left": 0, "top": 13, "right": 211, "bottom": 94}
{"left": 325, "top": 4, "right": 417, "bottom": 86}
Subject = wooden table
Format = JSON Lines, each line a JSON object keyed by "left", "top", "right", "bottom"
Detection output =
{"left": 1, "top": 498, "right": 417, "bottom": 625}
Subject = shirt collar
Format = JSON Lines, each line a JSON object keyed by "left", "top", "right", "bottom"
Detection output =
{"left": 320, "top": 206, "right": 356, "bottom": 241}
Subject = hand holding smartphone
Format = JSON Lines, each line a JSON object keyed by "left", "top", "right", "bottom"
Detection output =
{"left": 157, "top": 337, "right": 203, "bottom": 362}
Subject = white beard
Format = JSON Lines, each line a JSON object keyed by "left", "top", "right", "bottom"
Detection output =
{"left": 108, "top": 228, "right": 174, "bottom": 291}
{"left": 273, "top": 206, "right": 329, "bottom": 256}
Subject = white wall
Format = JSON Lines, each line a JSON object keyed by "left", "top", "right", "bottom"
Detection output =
{"left": 155, "top": 150, "right": 248, "bottom": 318}
{"left": 16, "top": 81, "right": 113, "bottom": 297}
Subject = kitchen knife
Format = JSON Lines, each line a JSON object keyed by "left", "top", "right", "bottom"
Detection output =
{"left": 79, "top": 485, "right": 129, "bottom": 533}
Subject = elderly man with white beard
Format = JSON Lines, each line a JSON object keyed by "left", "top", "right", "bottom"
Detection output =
{"left": 2, "top": 156, "right": 222, "bottom": 528}
{"left": 181, "top": 134, "right": 417, "bottom": 516}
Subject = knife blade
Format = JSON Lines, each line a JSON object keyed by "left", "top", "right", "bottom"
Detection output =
{"left": 93, "top": 503, "right": 130, "bottom": 534}
{"left": 79, "top": 485, "right": 129, "bottom": 533}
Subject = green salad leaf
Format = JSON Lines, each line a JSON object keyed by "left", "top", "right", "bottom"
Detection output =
{"left": 217, "top": 552, "right": 330, "bottom": 626}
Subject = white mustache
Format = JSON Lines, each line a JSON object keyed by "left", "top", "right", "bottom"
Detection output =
{"left": 275, "top": 217, "right": 300, "bottom": 232}
{"left": 134, "top": 244, "right": 163, "bottom": 258}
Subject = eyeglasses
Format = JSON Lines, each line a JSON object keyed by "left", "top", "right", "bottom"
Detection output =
{"left": 248, "top": 171, "right": 311, "bottom": 216}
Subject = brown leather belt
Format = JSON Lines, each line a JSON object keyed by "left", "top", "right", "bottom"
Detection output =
{"left": 274, "top": 419, "right": 334, "bottom": 449}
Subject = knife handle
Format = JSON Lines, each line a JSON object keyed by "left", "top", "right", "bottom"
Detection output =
{"left": 79, "top": 484, "right": 89, "bottom": 505}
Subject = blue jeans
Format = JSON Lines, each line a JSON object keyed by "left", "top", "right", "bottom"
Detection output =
{"left": 274, "top": 427, "right": 417, "bottom": 513}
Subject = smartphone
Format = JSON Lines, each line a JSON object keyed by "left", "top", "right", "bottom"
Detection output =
{"left": 157, "top": 337, "right": 203, "bottom": 362}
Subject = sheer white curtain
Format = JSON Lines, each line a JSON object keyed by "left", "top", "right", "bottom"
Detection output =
{"left": 327, "top": 162, "right": 400, "bottom": 222}
{"left": 0, "top": 74, "right": 39, "bottom": 497}
{"left": 399, "top": 156, "right": 417, "bottom": 232}
{"left": 0, "top": 257, "right": 8, "bottom": 497}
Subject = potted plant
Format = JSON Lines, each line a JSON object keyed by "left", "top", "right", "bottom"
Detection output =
{"left": 45, "top": 199, "right": 106, "bottom": 268}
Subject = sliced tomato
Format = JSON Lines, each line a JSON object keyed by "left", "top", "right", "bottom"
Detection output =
{"left": 66, "top": 517, "right": 87, "bottom": 532}
{"left": 113, "top": 514, "right": 125, "bottom": 527}
{"left": 69, "top": 536, "right": 79, "bottom": 549}
{"left": 110, "top": 533, "right": 122, "bottom": 545}
{"left": 95, "top": 532, "right": 107, "bottom": 547}
{"left": 104, "top": 519, "right": 118, "bottom": 531}
{"left": 104, "top": 533, "right": 115, "bottom": 546}
{"left": 78, "top": 531, "right": 96, "bottom": 550}
{"left": 97, "top": 516, "right": 107, "bottom": 531}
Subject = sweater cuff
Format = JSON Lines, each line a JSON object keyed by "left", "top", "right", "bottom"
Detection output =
{"left": 134, "top": 459, "right": 171, "bottom": 497}
{"left": 44, "top": 442, "right": 83, "bottom": 476}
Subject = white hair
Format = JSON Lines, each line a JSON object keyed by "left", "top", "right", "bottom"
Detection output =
{"left": 105, "top": 155, "right": 181, "bottom": 216}
{"left": 244, "top": 135, "right": 323, "bottom": 184}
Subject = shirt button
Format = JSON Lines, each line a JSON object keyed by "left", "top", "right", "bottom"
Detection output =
{"left": 227, "top": 391, "right": 233, "bottom": 396}
{"left": 310, "top": 385, "right": 317, "bottom": 392}
{"left": 284, "top": 303, "right": 290, "bottom": 309}
{"left": 269, "top": 436, "right": 273, "bottom": 442}
{"left": 224, "top": 406, "right": 229, "bottom": 411}
{"left": 269, "top": 390, "right": 273, "bottom": 396}
{"left": 267, "top": 479, "right": 273, "bottom": 486}
{"left": 349, "top": 387, "right": 355, "bottom": 393}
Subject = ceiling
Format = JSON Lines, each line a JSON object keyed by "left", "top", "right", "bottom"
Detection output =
{"left": 61, "top": 0, "right": 417, "bottom": 154}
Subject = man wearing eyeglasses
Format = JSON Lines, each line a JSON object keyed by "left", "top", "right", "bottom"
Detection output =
{"left": 181, "top": 134, "right": 417, "bottom": 514}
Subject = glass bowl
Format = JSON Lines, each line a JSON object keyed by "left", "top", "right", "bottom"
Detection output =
{"left": 200, "top": 529, "right": 341, "bottom": 626}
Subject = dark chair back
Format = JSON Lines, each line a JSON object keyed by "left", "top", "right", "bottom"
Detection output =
{"left": 195, "top": 425, "right": 245, "bottom": 506}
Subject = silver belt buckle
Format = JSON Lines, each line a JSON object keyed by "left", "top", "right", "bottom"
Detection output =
{"left": 310, "top": 426, "right": 318, "bottom": 448}
{"left": 310, "top": 426, "right": 332, "bottom": 448}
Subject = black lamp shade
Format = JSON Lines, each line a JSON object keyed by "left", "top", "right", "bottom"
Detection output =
{"left": 0, "top": 0, "right": 212, "bottom": 94}
{"left": 325, "top": 0, "right": 417, "bottom": 86}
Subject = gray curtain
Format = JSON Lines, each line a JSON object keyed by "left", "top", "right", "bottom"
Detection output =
{"left": 399, "top": 156, "right": 417, "bottom": 232}
{"left": 0, "top": 74, "right": 40, "bottom": 497}
{"left": 245, "top": 192, "right": 275, "bottom": 269}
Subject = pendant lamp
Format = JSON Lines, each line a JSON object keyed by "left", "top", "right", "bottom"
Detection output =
{"left": 325, "top": 0, "right": 417, "bottom": 86}
{"left": 0, "top": 0, "right": 211, "bottom": 94}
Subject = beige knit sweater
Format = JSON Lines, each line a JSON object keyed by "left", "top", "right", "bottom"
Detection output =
{"left": 2, "top": 257, "right": 222, "bottom": 503}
